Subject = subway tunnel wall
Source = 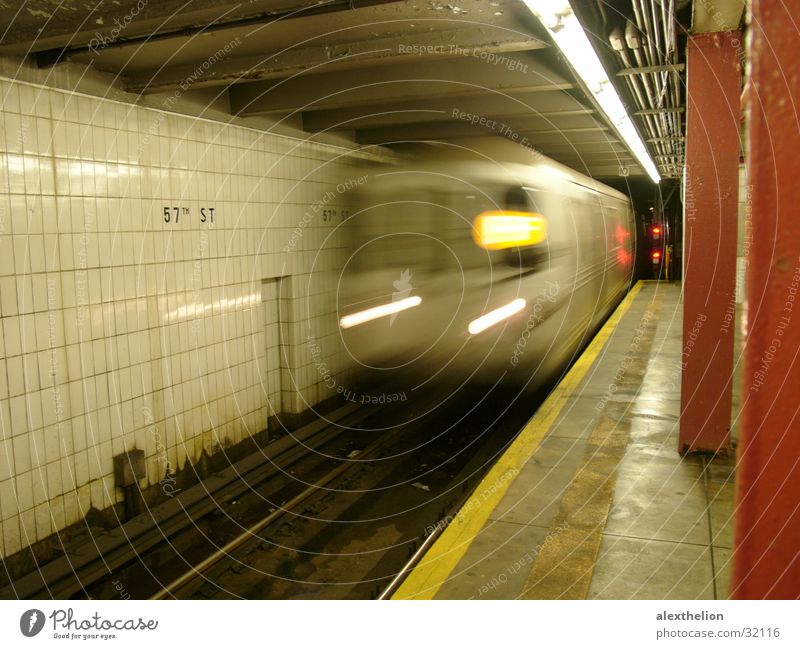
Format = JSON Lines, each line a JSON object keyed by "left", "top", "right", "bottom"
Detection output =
{"left": 0, "top": 67, "right": 379, "bottom": 560}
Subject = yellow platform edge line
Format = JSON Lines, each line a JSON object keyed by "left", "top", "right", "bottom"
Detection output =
{"left": 392, "top": 280, "right": 645, "bottom": 600}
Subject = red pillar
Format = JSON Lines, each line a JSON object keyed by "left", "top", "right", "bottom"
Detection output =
{"left": 732, "top": 0, "right": 800, "bottom": 599}
{"left": 679, "top": 31, "right": 741, "bottom": 455}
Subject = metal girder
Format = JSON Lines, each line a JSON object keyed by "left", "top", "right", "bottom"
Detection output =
{"left": 546, "top": 153, "right": 638, "bottom": 168}
{"left": 679, "top": 31, "right": 741, "bottom": 455}
{"left": 301, "top": 91, "right": 590, "bottom": 131}
{"left": 732, "top": 0, "right": 800, "bottom": 599}
{"left": 635, "top": 107, "right": 685, "bottom": 116}
{"left": 230, "top": 56, "right": 574, "bottom": 115}
{"left": 355, "top": 121, "right": 609, "bottom": 145}
{"left": 511, "top": 129, "right": 621, "bottom": 148}
{"left": 616, "top": 63, "right": 685, "bottom": 76}
{"left": 318, "top": 107, "right": 595, "bottom": 134}
{"left": 591, "top": 168, "right": 643, "bottom": 177}
{"left": 0, "top": 0, "right": 403, "bottom": 56}
{"left": 556, "top": 164, "right": 643, "bottom": 178}
{"left": 549, "top": 153, "right": 637, "bottom": 164}
{"left": 538, "top": 140, "right": 630, "bottom": 154}
{"left": 306, "top": 107, "right": 593, "bottom": 132}
{"left": 693, "top": 0, "right": 746, "bottom": 33}
{"left": 126, "top": 26, "right": 547, "bottom": 93}
{"left": 353, "top": 112, "right": 607, "bottom": 143}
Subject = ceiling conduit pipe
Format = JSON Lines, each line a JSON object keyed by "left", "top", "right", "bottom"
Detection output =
{"left": 610, "top": 26, "right": 666, "bottom": 165}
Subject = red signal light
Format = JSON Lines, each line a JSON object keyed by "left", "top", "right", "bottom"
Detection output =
{"left": 652, "top": 226, "right": 661, "bottom": 235}
{"left": 651, "top": 250, "right": 662, "bottom": 261}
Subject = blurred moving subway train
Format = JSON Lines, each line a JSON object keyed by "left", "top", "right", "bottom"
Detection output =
{"left": 337, "top": 137, "right": 635, "bottom": 392}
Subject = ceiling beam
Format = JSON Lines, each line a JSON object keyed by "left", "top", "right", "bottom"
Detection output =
{"left": 692, "top": 0, "right": 745, "bottom": 33}
{"left": 574, "top": 165, "right": 644, "bottom": 178}
{"left": 1, "top": 0, "right": 402, "bottom": 56}
{"left": 301, "top": 91, "right": 590, "bottom": 131}
{"left": 519, "top": 129, "right": 624, "bottom": 148}
{"left": 538, "top": 141, "right": 631, "bottom": 154}
{"left": 126, "top": 26, "right": 547, "bottom": 93}
{"left": 355, "top": 121, "right": 609, "bottom": 145}
{"left": 546, "top": 154, "right": 637, "bottom": 165}
{"left": 354, "top": 112, "right": 605, "bottom": 143}
{"left": 230, "top": 57, "right": 573, "bottom": 115}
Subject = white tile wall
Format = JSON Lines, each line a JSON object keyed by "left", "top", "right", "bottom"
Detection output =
{"left": 0, "top": 76, "right": 378, "bottom": 558}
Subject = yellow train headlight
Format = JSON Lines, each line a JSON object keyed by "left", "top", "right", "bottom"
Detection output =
{"left": 472, "top": 211, "right": 547, "bottom": 250}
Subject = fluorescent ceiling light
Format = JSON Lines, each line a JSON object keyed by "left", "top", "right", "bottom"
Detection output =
{"left": 468, "top": 299, "right": 527, "bottom": 335}
{"left": 340, "top": 296, "right": 422, "bottom": 328}
{"left": 522, "top": 0, "right": 661, "bottom": 183}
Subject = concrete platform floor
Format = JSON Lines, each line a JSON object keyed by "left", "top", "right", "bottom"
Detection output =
{"left": 393, "top": 281, "right": 738, "bottom": 600}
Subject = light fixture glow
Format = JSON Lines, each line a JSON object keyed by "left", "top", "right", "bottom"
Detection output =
{"left": 468, "top": 299, "right": 527, "bottom": 335}
{"left": 473, "top": 211, "right": 548, "bottom": 250}
{"left": 339, "top": 296, "right": 422, "bottom": 328}
{"left": 522, "top": 0, "right": 661, "bottom": 183}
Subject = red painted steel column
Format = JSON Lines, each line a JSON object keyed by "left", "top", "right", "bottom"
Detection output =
{"left": 732, "top": 1, "right": 800, "bottom": 599}
{"left": 679, "top": 31, "right": 741, "bottom": 454}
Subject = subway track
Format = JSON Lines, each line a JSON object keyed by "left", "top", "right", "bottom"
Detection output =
{"left": 3, "top": 371, "right": 546, "bottom": 600}
{"left": 2, "top": 400, "right": 373, "bottom": 599}
{"left": 146, "top": 379, "right": 544, "bottom": 599}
